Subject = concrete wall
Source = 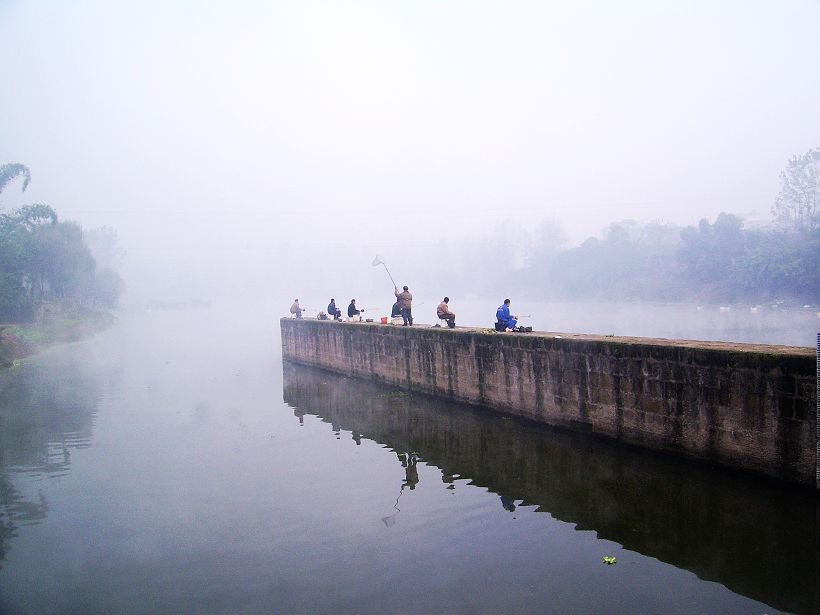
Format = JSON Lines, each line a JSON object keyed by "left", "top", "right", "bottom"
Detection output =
{"left": 280, "top": 318, "right": 818, "bottom": 488}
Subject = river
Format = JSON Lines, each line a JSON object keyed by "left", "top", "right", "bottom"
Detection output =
{"left": 0, "top": 303, "right": 816, "bottom": 613}
{"left": 344, "top": 297, "right": 819, "bottom": 347}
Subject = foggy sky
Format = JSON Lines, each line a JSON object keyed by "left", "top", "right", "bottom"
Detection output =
{"left": 1, "top": 0, "right": 818, "bottom": 300}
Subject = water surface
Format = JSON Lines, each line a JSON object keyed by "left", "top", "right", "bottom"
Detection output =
{"left": 0, "top": 306, "right": 816, "bottom": 613}
{"left": 335, "top": 297, "right": 818, "bottom": 346}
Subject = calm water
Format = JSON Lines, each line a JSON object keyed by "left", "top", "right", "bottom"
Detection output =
{"left": 330, "top": 297, "right": 819, "bottom": 347}
{"left": 0, "top": 305, "right": 817, "bottom": 614}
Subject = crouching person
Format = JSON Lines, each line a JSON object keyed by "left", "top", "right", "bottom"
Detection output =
{"left": 347, "top": 299, "right": 363, "bottom": 321}
{"left": 327, "top": 298, "right": 342, "bottom": 321}
{"left": 290, "top": 299, "right": 304, "bottom": 319}
{"left": 437, "top": 297, "right": 456, "bottom": 328}
{"left": 495, "top": 299, "right": 517, "bottom": 331}
{"left": 388, "top": 301, "right": 401, "bottom": 325}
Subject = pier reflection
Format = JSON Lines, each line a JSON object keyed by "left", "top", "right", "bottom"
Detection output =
{"left": 283, "top": 362, "right": 818, "bottom": 615}
{"left": 0, "top": 357, "right": 99, "bottom": 568}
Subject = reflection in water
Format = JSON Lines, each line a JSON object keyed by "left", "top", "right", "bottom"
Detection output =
{"left": 0, "top": 482, "right": 48, "bottom": 570}
{"left": 397, "top": 452, "right": 420, "bottom": 491}
{"left": 0, "top": 355, "right": 100, "bottom": 568}
{"left": 283, "top": 361, "right": 819, "bottom": 615}
{"left": 380, "top": 453, "right": 420, "bottom": 528}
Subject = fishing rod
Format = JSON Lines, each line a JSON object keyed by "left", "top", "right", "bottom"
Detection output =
{"left": 372, "top": 255, "right": 397, "bottom": 288}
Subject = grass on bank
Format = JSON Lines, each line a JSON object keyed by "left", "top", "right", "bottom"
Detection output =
{"left": 4, "top": 318, "right": 87, "bottom": 345}
{"left": 0, "top": 313, "right": 114, "bottom": 369}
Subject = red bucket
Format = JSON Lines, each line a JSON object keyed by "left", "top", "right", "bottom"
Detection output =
{"left": 380, "top": 316, "right": 388, "bottom": 324}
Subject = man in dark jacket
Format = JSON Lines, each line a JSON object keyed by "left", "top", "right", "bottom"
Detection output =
{"left": 347, "top": 299, "right": 363, "bottom": 320}
{"left": 394, "top": 285, "right": 413, "bottom": 326}
{"left": 327, "top": 298, "right": 342, "bottom": 320}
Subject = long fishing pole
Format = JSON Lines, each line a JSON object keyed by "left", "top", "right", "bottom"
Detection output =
{"left": 382, "top": 263, "right": 397, "bottom": 288}
{"left": 372, "top": 255, "right": 397, "bottom": 288}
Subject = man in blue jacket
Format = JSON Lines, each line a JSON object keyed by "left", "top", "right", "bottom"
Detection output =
{"left": 348, "top": 299, "right": 363, "bottom": 320}
{"left": 495, "top": 299, "right": 517, "bottom": 331}
{"left": 327, "top": 298, "right": 342, "bottom": 321}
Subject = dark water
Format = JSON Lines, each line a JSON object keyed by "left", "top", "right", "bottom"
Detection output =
{"left": 0, "top": 307, "right": 817, "bottom": 614}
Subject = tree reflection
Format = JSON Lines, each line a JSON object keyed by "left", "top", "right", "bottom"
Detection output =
{"left": 0, "top": 356, "right": 99, "bottom": 568}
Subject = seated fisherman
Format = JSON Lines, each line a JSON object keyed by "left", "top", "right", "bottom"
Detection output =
{"left": 327, "top": 298, "right": 342, "bottom": 320}
{"left": 495, "top": 299, "right": 517, "bottom": 331}
{"left": 317, "top": 311, "right": 329, "bottom": 320}
{"left": 437, "top": 297, "right": 456, "bottom": 328}
{"left": 347, "top": 299, "right": 364, "bottom": 320}
{"left": 390, "top": 300, "right": 403, "bottom": 325}
{"left": 290, "top": 299, "right": 304, "bottom": 319}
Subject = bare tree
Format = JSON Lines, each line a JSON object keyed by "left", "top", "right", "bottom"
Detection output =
{"left": 772, "top": 147, "right": 819, "bottom": 232}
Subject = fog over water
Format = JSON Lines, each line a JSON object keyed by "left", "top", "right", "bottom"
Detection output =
{"left": 0, "top": 307, "right": 816, "bottom": 614}
{"left": 1, "top": 1, "right": 819, "bottom": 306}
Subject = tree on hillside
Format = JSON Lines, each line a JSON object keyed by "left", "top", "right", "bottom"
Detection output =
{"left": 772, "top": 147, "right": 819, "bottom": 232}
{"left": 0, "top": 163, "right": 31, "bottom": 195}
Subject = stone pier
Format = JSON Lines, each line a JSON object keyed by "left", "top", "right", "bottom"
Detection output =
{"left": 280, "top": 318, "right": 818, "bottom": 488}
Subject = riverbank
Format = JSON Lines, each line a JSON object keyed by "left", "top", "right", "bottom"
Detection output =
{"left": 0, "top": 312, "right": 114, "bottom": 368}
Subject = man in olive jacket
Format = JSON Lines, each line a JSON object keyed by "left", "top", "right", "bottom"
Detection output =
{"left": 394, "top": 285, "right": 413, "bottom": 326}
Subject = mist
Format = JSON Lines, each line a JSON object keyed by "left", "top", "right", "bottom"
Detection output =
{"left": 0, "top": 0, "right": 817, "bottom": 307}
{"left": 3, "top": 4, "right": 820, "bottom": 612}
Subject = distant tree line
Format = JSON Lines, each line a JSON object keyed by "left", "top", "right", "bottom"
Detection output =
{"left": 514, "top": 148, "right": 819, "bottom": 304}
{"left": 390, "top": 148, "right": 818, "bottom": 304}
{"left": 0, "top": 163, "right": 123, "bottom": 322}
{"left": 516, "top": 214, "right": 819, "bottom": 304}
